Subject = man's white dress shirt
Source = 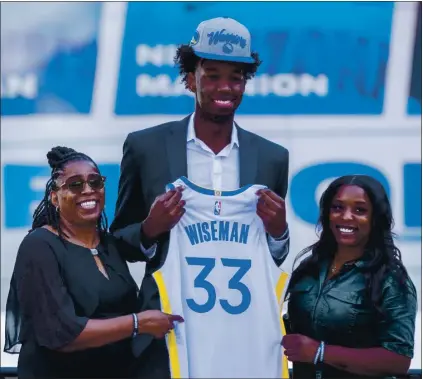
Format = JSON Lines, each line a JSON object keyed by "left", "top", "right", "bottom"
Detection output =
{"left": 142, "top": 114, "right": 289, "bottom": 259}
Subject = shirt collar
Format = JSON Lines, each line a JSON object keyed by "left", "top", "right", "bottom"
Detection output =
{"left": 320, "top": 255, "right": 369, "bottom": 280}
{"left": 187, "top": 113, "right": 239, "bottom": 147}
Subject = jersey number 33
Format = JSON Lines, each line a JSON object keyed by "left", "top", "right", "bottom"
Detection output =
{"left": 185, "top": 257, "right": 252, "bottom": 315}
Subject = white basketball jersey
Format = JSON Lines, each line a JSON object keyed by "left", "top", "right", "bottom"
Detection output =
{"left": 152, "top": 176, "right": 290, "bottom": 378}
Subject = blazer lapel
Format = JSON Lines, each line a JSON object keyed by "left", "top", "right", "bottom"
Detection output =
{"left": 238, "top": 125, "right": 258, "bottom": 186}
{"left": 165, "top": 115, "right": 190, "bottom": 182}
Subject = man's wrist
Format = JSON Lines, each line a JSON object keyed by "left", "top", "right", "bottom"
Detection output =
{"left": 270, "top": 224, "right": 288, "bottom": 240}
{"left": 140, "top": 221, "right": 158, "bottom": 248}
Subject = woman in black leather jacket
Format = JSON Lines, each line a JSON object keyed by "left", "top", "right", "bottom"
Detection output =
{"left": 283, "top": 175, "right": 417, "bottom": 379}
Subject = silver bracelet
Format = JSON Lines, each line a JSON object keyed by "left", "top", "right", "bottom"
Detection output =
{"left": 319, "top": 341, "right": 325, "bottom": 363}
{"left": 313, "top": 344, "right": 322, "bottom": 365}
{"left": 131, "top": 313, "right": 138, "bottom": 338}
{"left": 315, "top": 341, "right": 325, "bottom": 379}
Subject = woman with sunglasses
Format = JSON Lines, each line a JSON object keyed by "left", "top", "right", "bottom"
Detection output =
{"left": 4, "top": 146, "right": 183, "bottom": 379}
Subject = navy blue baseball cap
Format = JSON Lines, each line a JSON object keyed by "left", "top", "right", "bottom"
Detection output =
{"left": 189, "top": 17, "right": 254, "bottom": 64}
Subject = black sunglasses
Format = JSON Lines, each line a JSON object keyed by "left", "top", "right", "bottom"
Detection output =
{"left": 57, "top": 174, "right": 106, "bottom": 194}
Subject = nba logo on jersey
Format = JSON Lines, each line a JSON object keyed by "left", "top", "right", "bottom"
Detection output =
{"left": 214, "top": 200, "right": 222, "bottom": 215}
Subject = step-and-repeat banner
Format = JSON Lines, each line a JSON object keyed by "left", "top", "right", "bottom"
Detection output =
{"left": 3, "top": 2, "right": 420, "bottom": 115}
{"left": 1, "top": 1, "right": 421, "bottom": 368}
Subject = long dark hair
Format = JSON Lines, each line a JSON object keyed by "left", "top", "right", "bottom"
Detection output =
{"left": 31, "top": 146, "right": 108, "bottom": 238}
{"left": 287, "top": 175, "right": 411, "bottom": 312}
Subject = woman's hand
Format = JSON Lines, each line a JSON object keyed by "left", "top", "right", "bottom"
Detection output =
{"left": 137, "top": 310, "right": 184, "bottom": 339}
{"left": 282, "top": 333, "right": 320, "bottom": 363}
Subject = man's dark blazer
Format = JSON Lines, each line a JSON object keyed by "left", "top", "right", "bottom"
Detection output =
{"left": 110, "top": 114, "right": 289, "bottom": 356}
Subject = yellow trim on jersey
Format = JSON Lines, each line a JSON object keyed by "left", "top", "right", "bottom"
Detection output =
{"left": 276, "top": 272, "right": 290, "bottom": 379}
{"left": 152, "top": 271, "right": 182, "bottom": 379}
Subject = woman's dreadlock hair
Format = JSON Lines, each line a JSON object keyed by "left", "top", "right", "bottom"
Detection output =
{"left": 31, "top": 146, "right": 108, "bottom": 238}
{"left": 174, "top": 44, "right": 262, "bottom": 89}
